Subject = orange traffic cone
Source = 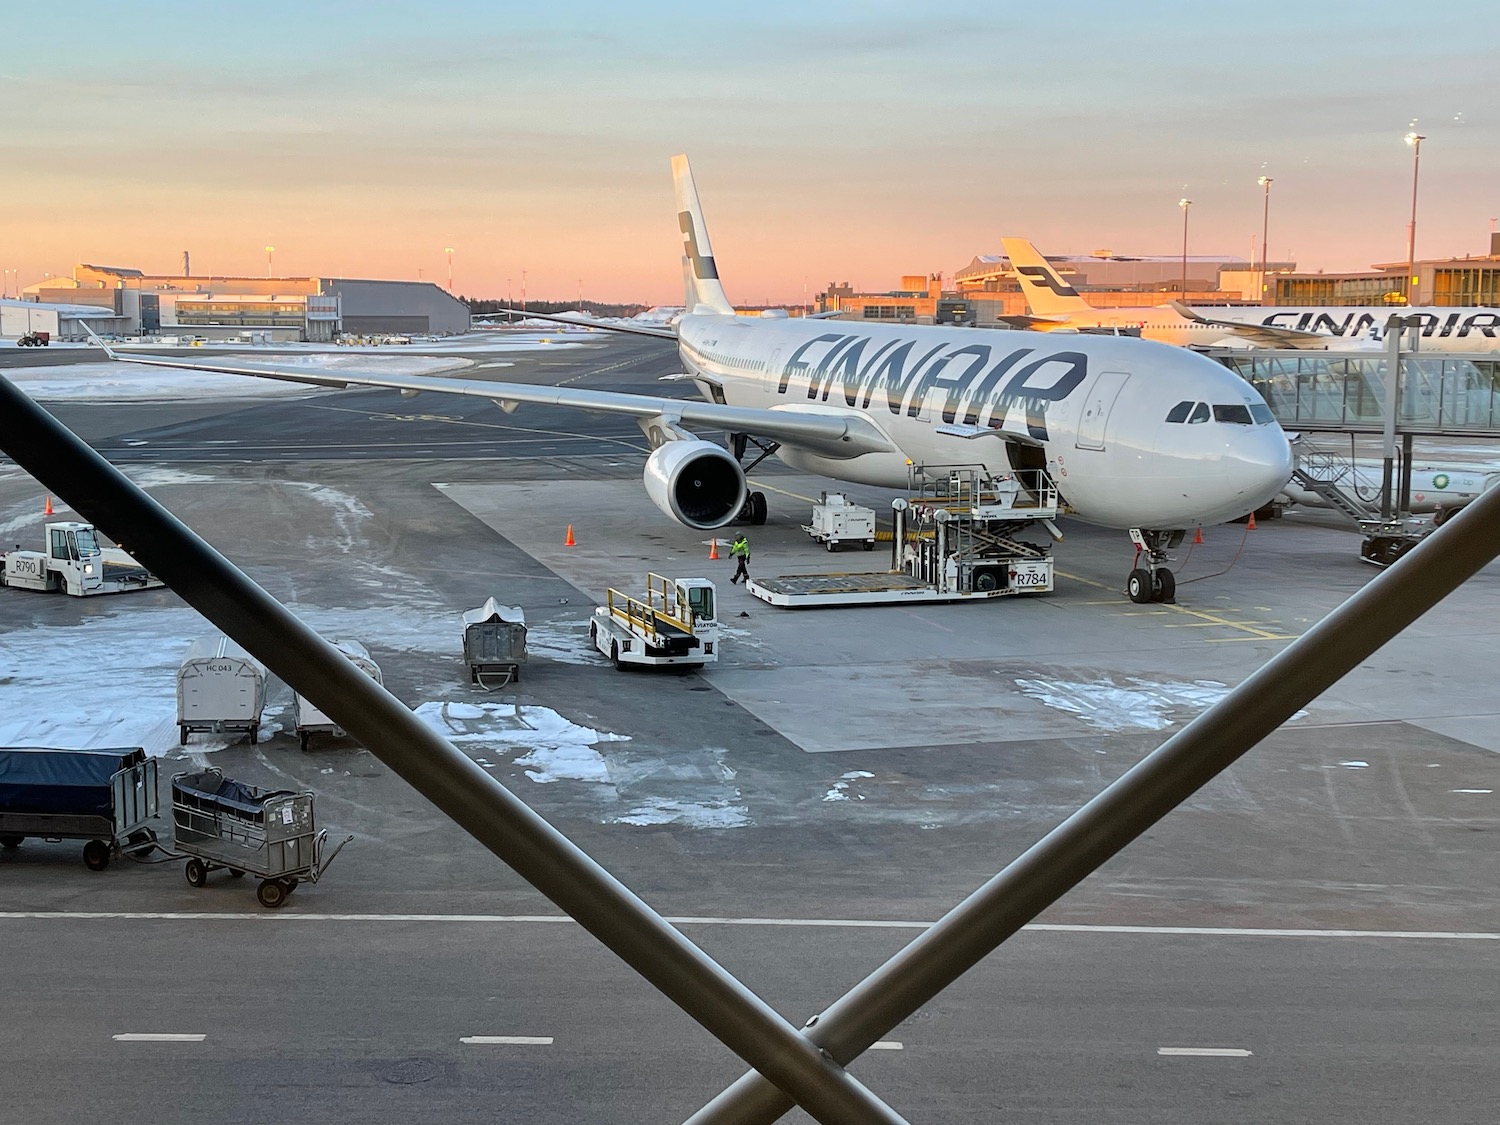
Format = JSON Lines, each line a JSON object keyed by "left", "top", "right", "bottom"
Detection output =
{"left": 1247, "top": 512, "right": 1257, "bottom": 530}
{"left": 1193, "top": 527, "right": 1203, "bottom": 545}
{"left": 708, "top": 538, "right": 720, "bottom": 560}
{"left": 44, "top": 496, "right": 53, "bottom": 516}
{"left": 564, "top": 524, "right": 576, "bottom": 547}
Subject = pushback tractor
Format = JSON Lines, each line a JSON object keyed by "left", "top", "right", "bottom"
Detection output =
{"left": 1, "top": 522, "right": 163, "bottom": 596}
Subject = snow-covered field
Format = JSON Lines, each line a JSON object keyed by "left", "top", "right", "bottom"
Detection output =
{"left": 4, "top": 354, "right": 476, "bottom": 402}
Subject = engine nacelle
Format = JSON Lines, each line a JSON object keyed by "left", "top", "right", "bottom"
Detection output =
{"left": 643, "top": 440, "right": 748, "bottom": 529}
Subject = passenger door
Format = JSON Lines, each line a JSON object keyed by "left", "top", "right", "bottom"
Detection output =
{"left": 1075, "top": 371, "right": 1131, "bottom": 451}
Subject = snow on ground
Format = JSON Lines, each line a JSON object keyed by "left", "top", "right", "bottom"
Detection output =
{"left": 1013, "top": 674, "right": 1308, "bottom": 732}
{"left": 5, "top": 353, "right": 471, "bottom": 402}
{"left": 413, "top": 701, "right": 627, "bottom": 784}
{"left": 822, "top": 770, "right": 875, "bottom": 803}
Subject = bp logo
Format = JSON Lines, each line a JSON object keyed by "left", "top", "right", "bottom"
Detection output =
{"left": 1432, "top": 473, "right": 1451, "bottom": 490}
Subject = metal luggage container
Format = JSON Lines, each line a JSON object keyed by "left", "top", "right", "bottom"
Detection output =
{"left": 462, "top": 597, "right": 527, "bottom": 686}
{"left": 0, "top": 746, "right": 159, "bottom": 870}
{"left": 293, "top": 638, "right": 382, "bottom": 751}
{"left": 176, "top": 634, "right": 269, "bottom": 745}
{"left": 171, "top": 767, "right": 350, "bottom": 909}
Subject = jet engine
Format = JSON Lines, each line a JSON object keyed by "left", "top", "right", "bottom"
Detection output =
{"left": 643, "top": 440, "right": 748, "bottom": 529}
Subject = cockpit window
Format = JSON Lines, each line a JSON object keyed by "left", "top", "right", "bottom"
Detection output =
{"left": 1213, "top": 404, "right": 1255, "bottom": 425}
{"left": 1188, "top": 402, "right": 1211, "bottom": 423}
{"left": 1249, "top": 401, "right": 1275, "bottom": 424}
{"left": 1165, "top": 401, "right": 1193, "bottom": 423}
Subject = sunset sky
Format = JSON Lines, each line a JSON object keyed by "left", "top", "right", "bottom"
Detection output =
{"left": 4, "top": 1, "right": 1497, "bottom": 305}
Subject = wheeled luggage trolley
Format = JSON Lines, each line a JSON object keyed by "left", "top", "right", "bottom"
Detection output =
{"left": 171, "top": 767, "right": 351, "bottom": 909}
{"left": 0, "top": 747, "right": 159, "bottom": 870}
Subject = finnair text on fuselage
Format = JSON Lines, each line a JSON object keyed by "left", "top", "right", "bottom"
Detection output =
{"left": 681, "top": 329, "right": 1086, "bottom": 440}
{"left": 1256, "top": 308, "right": 1500, "bottom": 340}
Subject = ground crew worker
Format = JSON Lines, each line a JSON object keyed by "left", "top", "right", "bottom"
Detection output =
{"left": 729, "top": 533, "right": 751, "bottom": 585}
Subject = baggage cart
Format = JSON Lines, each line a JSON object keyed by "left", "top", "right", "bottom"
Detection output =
{"left": 294, "top": 638, "right": 382, "bottom": 751}
{"left": 171, "top": 767, "right": 351, "bottom": 909}
{"left": 176, "top": 635, "right": 269, "bottom": 744}
{"left": 462, "top": 598, "right": 527, "bottom": 686}
{"left": 0, "top": 747, "right": 159, "bottom": 870}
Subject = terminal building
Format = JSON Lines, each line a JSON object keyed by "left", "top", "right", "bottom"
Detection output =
{"left": 16, "top": 264, "right": 470, "bottom": 341}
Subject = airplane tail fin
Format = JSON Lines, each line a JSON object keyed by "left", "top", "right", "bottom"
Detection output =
{"left": 672, "top": 154, "right": 736, "bottom": 316}
{"left": 1001, "top": 237, "right": 1094, "bottom": 316}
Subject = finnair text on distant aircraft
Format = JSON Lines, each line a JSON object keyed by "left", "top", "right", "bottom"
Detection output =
{"left": 1261, "top": 310, "right": 1500, "bottom": 338}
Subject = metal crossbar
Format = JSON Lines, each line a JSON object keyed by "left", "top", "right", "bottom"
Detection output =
{"left": 8, "top": 365, "right": 1500, "bottom": 1125}
{"left": 685, "top": 481, "right": 1500, "bottom": 1125}
{"left": 0, "top": 375, "right": 909, "bottom": 1125}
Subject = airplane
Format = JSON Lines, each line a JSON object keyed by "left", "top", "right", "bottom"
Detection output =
{"left": 83, "top": 156, "right": 1293, "bottom": 604}
{"left": 1000, "top": 238, "right": 1335, "bottom": 349}
{"left": 1002, "top": 238, "right": 1500, "bottom": 353}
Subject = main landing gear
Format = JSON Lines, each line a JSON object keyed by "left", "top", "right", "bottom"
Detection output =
{"left": 1126, "top": 528, "right": 1184, "bottom": 604}
{"left": 729, "top": 432, "right": 777, "bottom": 526}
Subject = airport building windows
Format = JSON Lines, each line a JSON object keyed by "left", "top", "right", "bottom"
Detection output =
{"left": 1431, "top": 267, "right": 1500, "bottom": 308}
{"left": 862, "top": 305, "right": 917, "bottom": 320}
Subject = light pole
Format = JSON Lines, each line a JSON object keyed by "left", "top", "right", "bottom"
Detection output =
{"left": 1257, "top": 176, "right": 1273, "bottom": 304}
{"left": 1404, "top": 131, "right": 1425, "bottom": 306}
{"left": 1178, "top": 198, "right": 1192, "bottom": 298}
{"left": 521, "top": 269, "right": 527, "bottom": 312}
{"left": 445, "top": 247, "right": 454, "bottom": 292}
{"left": 265, "top": 246, "right": 275, "bottom": 279}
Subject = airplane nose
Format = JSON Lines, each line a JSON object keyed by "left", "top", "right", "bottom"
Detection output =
{"left": 1240, "top": 429, "right": 1295, "bottom": 508}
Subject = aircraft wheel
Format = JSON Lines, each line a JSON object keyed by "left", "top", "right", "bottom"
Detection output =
{"left": 749, "top": 491, "right": 768, "bottom": 525}
{"left": 1153, "top": 569, "right": 1176, "bottom": 604}
{"left": 1126, "top": 568, "right": 1153, "bottom": 604}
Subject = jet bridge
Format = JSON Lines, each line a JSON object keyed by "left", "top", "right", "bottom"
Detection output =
{"left": 1207, "top": 335, "right": 1500, "bottom": 563}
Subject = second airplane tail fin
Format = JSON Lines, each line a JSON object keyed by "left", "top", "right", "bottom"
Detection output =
{"left": 672, "top": 154, "right": 736, "bottom": 316}
{"left": 1001, "top": 237, "right": 1095, "bottom": 316}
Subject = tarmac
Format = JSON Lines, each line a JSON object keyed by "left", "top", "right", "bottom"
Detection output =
{"left": 1, "top": 335, "right": 1498, "bottom": 1124}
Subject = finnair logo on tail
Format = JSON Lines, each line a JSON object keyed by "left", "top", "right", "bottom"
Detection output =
{"left": 678, "top": 211, "right": 719, "bottom": 280}
{"left": 1017, "top": 265, "right": 1079, "bottom": 297}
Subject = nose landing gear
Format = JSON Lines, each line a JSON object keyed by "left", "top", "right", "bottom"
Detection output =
{"left": 1127, "top": 528, "right": 1185, "bottom": 604}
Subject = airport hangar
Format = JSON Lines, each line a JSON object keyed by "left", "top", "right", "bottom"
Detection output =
{"left": 17, "top": 263, "right": 471, "bottom": 342}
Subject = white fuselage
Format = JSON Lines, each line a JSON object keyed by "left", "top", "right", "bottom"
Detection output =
{"left": 1035, "top": 304, "right": 1500, "bottom": 352}
{"left": 676, "top": 314, "right": 1292, "bottom": 529}
{"left": 1204, "top": 306, "right": 1500, "bottom": 352}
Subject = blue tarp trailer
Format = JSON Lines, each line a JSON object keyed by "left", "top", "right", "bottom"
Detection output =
{"left": 0, "top": 747, "right": 159, "bottom": 870}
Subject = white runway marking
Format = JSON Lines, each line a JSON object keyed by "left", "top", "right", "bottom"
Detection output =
{"left": 4, "top": 913, "right": 1496, "bottom": 941}
{"left": 113, "top": 1033, "right": 206, "bottom": 1042}
{"left": 1157, "top": 1047, "right": 1252, "bottom": 1057}
{"left": 869, "top": 1041, "right": 904, "bottom": 1050}
{"left": 459, "top": 1035, "right": 553, "bottom": 1045}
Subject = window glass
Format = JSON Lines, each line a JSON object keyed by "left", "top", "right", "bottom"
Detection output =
{"left": 1249, "top": 402, "right": 1276, "bottom": 424}
{"left": 1165, "top": 401, "right": 1193, "bottom": 423}
{"left": 1213, "top": 404, "right": 1255, "bottom": 425}
{"left": 74, "top": 528, "right": 99, "bottom": 554}
{"left": 1188, "top": 402, "right": 1211, "bottom": 423}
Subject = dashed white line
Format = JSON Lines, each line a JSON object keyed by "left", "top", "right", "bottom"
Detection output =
{"left": 459, "top": 1035, "right": 553, "bottom": 1045}
{"left": 113, "top": 1033, "right": 206, "bottom": 1042}
{"left": 1158, "top": 1047, "right": 1252, "bottom": 1057}
{"left": 3, "top": 913, "right": 1498, "bottom": 941}
{"left": 869, "top": 1041, "right": 904, "bottom": 1051}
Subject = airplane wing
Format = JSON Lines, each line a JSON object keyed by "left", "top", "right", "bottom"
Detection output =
{"left": 1167, "top": 301, "right": 1331, "bottom": 349}
{"left": 990, "top": 313, "right": 1071, "bottom": 330}
{"left": 86, "top": 332, "right": 895, "bottom": 461}
{"left": 476, "top": 308, "right": 679, "bottom": 339}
